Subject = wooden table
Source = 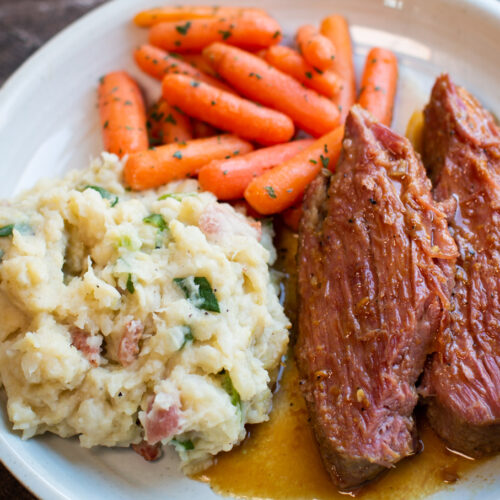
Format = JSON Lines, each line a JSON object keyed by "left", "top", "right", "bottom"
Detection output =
{"left": 0, "top": 2, "right": 108, "bottom": 496}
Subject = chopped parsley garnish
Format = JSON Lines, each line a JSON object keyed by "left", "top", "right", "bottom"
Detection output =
{"left": 309, "top": 159, "right": 318, "bottom": 165}
{"left": 172, "top": 151, "right": 183, "bottom": 159}
{"left": 143, "top": 213, "right": 168, "bottom": 232}
{"left": 171, "top": 438, "right": 194, "bottom": 451}
{"left": 0, "top": 249, "right": 4, "bottom": 262}
{"left": 126, "top": 274, "right": 135, "bottom": 294}
{"left": 165, "top": 113, "right": 177, "bottom": 124}
{"left": 220, "top": 370, "right": 241, "bottom": 410}
{"left": 272, "top": 30, "right": 281, "bottom": 39}
{"left": 180, "top": 325, "right": 194, "bottom": 349}
{"left": 264, "top": 186, "right": 277, "bottom": 199}
{"left": 124, "top": 100, "right": 133, "bottom": 106}
{"left": 218, "top": 29, "right": 232, "bottom": 40}
{"left": 190, "top": 80, "right": 200, "bottom": 87}
{"left": 175, "top": 21, "right": 192, "bottom": 35}
{"left": 320, "top": 154, "right": 330, "bottom": 168}
{"left": 174, "top": 276, "right": 220, "bottom": 312}
{"left": 84, "top": 185, "right": 119, "bottom": 207}
{"left": 305, "top": 71, "right": 313, "bottom": 79}
{"left": 249, "top": 72, "right": 262, "bottom": 79}
{"left": 103, "top": 120, "right": 109, "bottom": 129}
{"left": 211, "top": 100, "right": 217, "bottom": 106}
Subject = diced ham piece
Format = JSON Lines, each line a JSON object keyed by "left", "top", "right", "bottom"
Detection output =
{"left": 131, "top": 440, "right": 163, "bottom": 461}
{"left": 70, "top": 326, "right": 102, "bottom": 367}
{"left": 118, "top": 319, "right": 144, "bottom": 367}
{"left": 143, "top": 396, "right": 181, "bottom": 445}
{"left": 199, "top": 203, "right": 262, "bottom": 241}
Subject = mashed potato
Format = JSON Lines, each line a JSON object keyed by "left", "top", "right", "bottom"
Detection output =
{"left": 0, "top": 154, "right": 290, "bottom": 471}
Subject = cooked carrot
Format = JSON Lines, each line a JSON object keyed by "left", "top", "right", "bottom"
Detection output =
{"left": 203, "top": 43, "right": 340, "bottom": 137}
{"left": 244, "top": 125, "right": 344, "bottom": 214}
{"left": 147, "top": 99, "right": 192, "bottom": 146}
{"left": 192, "top": 120, "right": 218, "bottom": 138}
{"left": 162, "top": 74, "right": 294, "bottom": 145}
{"left": 357, "top": 47, "right": 398, "bottom": 126}
{"left": 405, "top": 109, "right": 424, "bottom": 154}
{"left": 320, "top": 15, "right": 356, "bottom": 123}
{"left": 296, "top": 24, "right": 336, "bottom": 71}
{"left": 181, "top": 53, "right": 218, "bottom": 77}
{"left": 199, "top": 139, "right": 314, "bottom": 200}
{"left": 134, "top": 6, "right": 267, "bottom": 27}
{"left": 264, "top": 45, "right": 341, "bottom": 98}
{"left": 282, "top": 204, "right": 302, "bottom": 232}
{"left": 97, "top": 71, "right": 148, "bottom": 157}
{"left": 149, "top": 13, "right": 282, "bottom": 52}
{"left": 124, "top": 135, "right": 253, "bottom": 190}
{"left": 134, "top": 44, "right": 234, "bottom": 93}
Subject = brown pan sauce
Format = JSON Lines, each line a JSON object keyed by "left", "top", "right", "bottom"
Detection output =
{"left": 193, "top": 227, "right": 485, "bottom": 500}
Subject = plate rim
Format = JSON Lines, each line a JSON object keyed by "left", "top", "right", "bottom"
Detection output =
{"left": 0, "top": 0, "right": 500, "bottom": 498}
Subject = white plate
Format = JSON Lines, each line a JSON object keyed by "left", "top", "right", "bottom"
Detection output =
{"left": 0, "top": 0, "right": 499, "bottom": 498}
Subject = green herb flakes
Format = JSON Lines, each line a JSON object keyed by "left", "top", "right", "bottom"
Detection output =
{"left": 218, "top": 29, "right": 232, "bottom": 40}
{"left": 264, "top": 186, "right": 277, "bottom": 199}
{"left": 173, "top": 151, "right": 183, "bottom": 159}
{"left": 320, "top": 154, "right": 330, "bottom": 169}
{"left": 175, "top": 21, "right": 192, "bottom": 35}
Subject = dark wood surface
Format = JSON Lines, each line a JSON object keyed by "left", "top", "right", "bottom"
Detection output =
{"left": 0, "top": 2, "right": 108, "bottom": 496}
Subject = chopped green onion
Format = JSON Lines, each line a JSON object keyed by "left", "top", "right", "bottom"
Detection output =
{"left": 221, "top": 370, "right": 241, "bottom": 410}
{"left": 0, "top": 223, "right": 33, "bottom": 237}
{"left": 158, "top": 192, "right": 195, "bottom": 201}
{"left": 0, "top": 224, "right": 15, "bottom": 237}
{"left": 84, "top": 185, "right": 119, "bottom": 207}
{"left": 126, "top": 274, "right": 135, "bottom": 294}
{"left": 143, "top": 214, "right": 167, "bottom": 232}
{"left": 171, "top": 438, "right": 194, "bottom": 450}
{"left": 180, "top": 325, "right": 194, "bottom": 349}
{"left": 174, "top": 276, "right": 220, "bottom": 312}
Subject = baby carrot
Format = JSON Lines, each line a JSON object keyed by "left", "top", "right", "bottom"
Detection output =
{"left": 357, "top": 47, "right": 398, "bottom": 126}
{"left": 147, "top": 99, "right": 192, "bottom": 146}
{"left": 282, "top": 204, "right": 302, "bottom": 232}
{"left": 203, "top": 43, "right": 340, "bottom": 137}
{"left": 97, "top": 71, "right": 148, "bottom": 157}
{"left": 320, "top": 15, "right": 356, "bottom": 123}
{"left": 181, "top": 53, "right": 219, "bottom": 77}
{"left": 134, "top": 6, "right": 267, "bottom": 27}
{"left": 162, "top": 74, "right": 295, "bottom": 145}
{"left": 133, "top": 44, "right": 234, "bottom": 93}
{"left": 264, "top": 45, "right": 341, "bottom": 98}
{"left": 198, "top": 139, "right": 314, "bottom": 200}
{"left": 149, "top": 13, "right": 282, "bottom": 52}
{"left": 244, "top": 125, "right": 345, "bottom": 214}
{"left": 296, "top": 24, "right": 336, "bottom": 71}
{"left": 192, "top": 120, "right": 218, "bottom": 139}
{"left": 124, "top": 135, "right": 253, "bottom": 190}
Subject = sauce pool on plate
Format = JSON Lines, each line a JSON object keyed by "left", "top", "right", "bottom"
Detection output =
{"left": 194, "top": 354, "right": 482, "bottom": 500}
{"left": 193, "top": 226, "right": 484, "bottom": 500}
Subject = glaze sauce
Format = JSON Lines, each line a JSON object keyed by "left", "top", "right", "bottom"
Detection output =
{"left": 194, "top": 354, "right": 481, "bottom": 500}
{"left": 194, "top": 227, "right": 484, "bottom": 499}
